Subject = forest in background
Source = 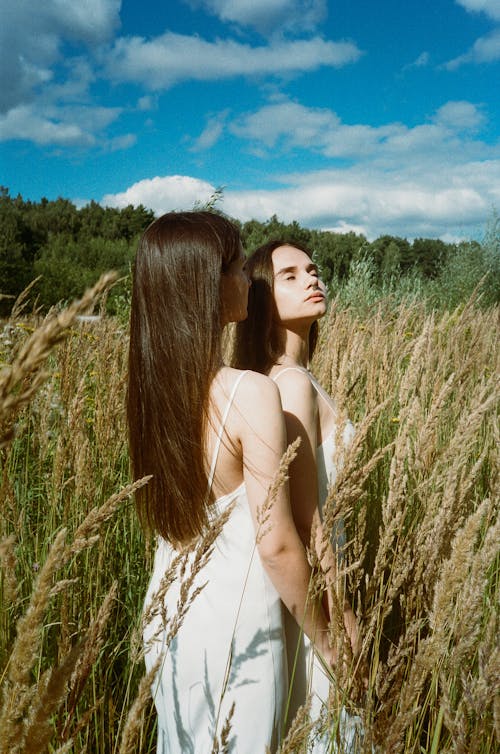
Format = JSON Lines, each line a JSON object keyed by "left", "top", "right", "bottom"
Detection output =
{"left": 1, "top": 186, "right": 498, "bottom": 315}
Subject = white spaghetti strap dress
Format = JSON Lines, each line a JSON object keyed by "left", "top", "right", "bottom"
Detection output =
{"left": 273, "top": 367, "right": 362, "bottom": 753}
{"left": 143, "top": 370, "right": 287, "bottom": 753}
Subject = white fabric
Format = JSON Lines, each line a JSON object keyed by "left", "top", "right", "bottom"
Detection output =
{"left": 143, "top": 371, "right": 287, "bottom": 753}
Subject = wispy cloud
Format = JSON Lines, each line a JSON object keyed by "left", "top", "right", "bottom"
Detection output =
{"left": 228, "top": 96, "right": 490, "bottom": 161}
{"left": 0, "top": 102, "right": 132, "bottom": 149}
{"left": 190, "top": 110, "right": 230, "bottom": 151}
{"left": 185, "top": 0, "right": 328, "bottom": 35}
{"left": 105, "top": 33, "right": 361, "bottom": 89}
{"left": 0, "top": 105, "right": 96, "bottom": 146}
{"left": 404, "top": 51, "right": 430, "bottom": 70}
{"left": 455, "top": 0, "right": 500, "bottom": 22}
{"left": 445, "top": 27, "right": 500, "bottom": 67}
{"left": 445, "top": 1, "right": 500, "bottom": 68}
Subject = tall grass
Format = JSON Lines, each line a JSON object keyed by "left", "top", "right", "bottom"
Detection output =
{"left": 0, "top": 282, "right": 498, "bottom": 752}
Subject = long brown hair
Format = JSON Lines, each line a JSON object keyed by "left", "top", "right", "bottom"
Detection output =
{"left": 232, "top": 239, "right": 318, "bottom": 373}
{"left": 127, "top": 210, "right": 242, "bottom": 545}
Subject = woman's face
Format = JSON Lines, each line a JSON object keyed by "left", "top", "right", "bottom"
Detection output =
{"left": 220, "top": 246, "right": 251, "bottom": 324}
{"left": 271, "top": 245, "right": 326, "bottom": 327}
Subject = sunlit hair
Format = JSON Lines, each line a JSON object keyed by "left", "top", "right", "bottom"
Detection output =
{"left": 232, "top": 239, "right": 318, "bottom": 373}
{"left": 127, "top": 210, "right": 242, "bottom": 545}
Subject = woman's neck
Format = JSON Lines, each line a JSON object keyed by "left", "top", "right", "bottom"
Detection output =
{"left": 277, "top": 328, "right": 309, "bottom": 368}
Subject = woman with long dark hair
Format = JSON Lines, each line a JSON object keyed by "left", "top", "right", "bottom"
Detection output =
{"left": 233, "top": 240, "right": 362, "bottom": 752}
{"left": 127, "top": 213, "right": 335, "bottom": 753}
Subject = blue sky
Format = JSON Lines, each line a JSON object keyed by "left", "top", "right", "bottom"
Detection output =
{"left": 1, "top": 0, "right": 499, "bottom": 240}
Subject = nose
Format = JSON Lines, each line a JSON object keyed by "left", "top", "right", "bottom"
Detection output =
{"left": 305, "top": 271, "right": 318, "bottom": 288}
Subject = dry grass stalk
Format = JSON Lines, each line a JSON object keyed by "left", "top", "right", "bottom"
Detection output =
{"left": 278, "top": 698, "right": 314, "bottom": 754}
{"left": 256, "top": 437, "right": 301, "bottom": 543}
{"left": 0, "top": 534, "right": 17, "bottom": 605}
{"left": 63, "top": 581, "right": 119, "bottom": 735}
{"left": 9, "top": 277, "right": 43, "bottom": 321}
{"left": 0, "top": 528, "right": 67, "bottom": 751}
{"left": 380, "top": 499, "right": 496, "bottom": 752}
{"left": 52, "top": 742, "right": 75, "bottom": 754}
{"left": 211, "top": 701, "right": 236, "bottom": 754}
{"left": 0, "top": 272, "right": 117, "bottom": 444}
{"left": 117, "top": 658, "right": 160, "bottom": 754}
{"left": 67, "top": 476, "right": 151, "bottom": 559}
{"left": 21, "top": 642, "right": 83, "bottom": 754}
{"left": 0, "top": 476, "right": 150, "bottom": 751}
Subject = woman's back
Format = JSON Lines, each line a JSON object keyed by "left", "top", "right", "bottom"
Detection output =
{"left": 144, "top": 368, "right": 287, "bottom": 753}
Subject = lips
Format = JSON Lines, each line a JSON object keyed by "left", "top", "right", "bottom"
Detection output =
{"left": 306, "top": 292, "right": 325, "bottom": 302}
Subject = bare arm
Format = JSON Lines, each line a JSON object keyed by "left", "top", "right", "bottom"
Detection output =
{"left": 273, "top": 369, "right": 319, "bottom": 549}
{"left": 273, "top": 370, "right": 361, "bottom": 658}
{"left": 236, "top": 373, "right": 334, "bottom": 664}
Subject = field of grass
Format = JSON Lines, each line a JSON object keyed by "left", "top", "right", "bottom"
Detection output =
{"left": 0, "top": 276, "right": 498, "bottom": 753}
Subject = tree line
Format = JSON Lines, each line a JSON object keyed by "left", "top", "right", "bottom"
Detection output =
{"left": 1, "top": 186, "right": 498, "bottom": 315}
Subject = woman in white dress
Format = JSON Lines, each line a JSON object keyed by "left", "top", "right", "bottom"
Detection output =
{"left": 233, "top": 240, "right": 363, "bottom": 752}
{"left": 127, "top": 213, "right": 336, "bottom": 753}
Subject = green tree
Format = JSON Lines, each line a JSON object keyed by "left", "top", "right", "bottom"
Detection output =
{"left": 411, "top": 238, "right": 450, "bottom": 278}
{"left": 241, "top": 215, "right": 312, "bottom": 253}
{"left": 380, "top": 240, "right": 401, "bottom": 282}
{"left": 0, "top": 188, "right": 34, "bottom": 310}
{"left": 315, "top": 230, "right": 368, "bottom": 288}
{"left": 34, "top": 236, "right": 134, "bottom": 307}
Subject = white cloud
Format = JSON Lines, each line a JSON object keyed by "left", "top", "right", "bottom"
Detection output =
{"left": 0, "top": 105, "right": 96, "bottom": 146}
{"left": 105, "top": 33, "right": 361, "bottom": 88}
{"left": 0, "top": 0, "right": 131, "bottom": 150}
{"left": 137, "top": 95, "right": 156, "bottom": 111}
{"left": 221, "top": 172, "right": 493, "bottom": 240}
{"left": 186, "top": 0, "right": 327, "bottom": 35}
{"left": 404, "top": 51, "right": 430, "bottom": 69}
{"left": 433, "top": 100, "right": 486, "bottom": 130}
{"left": 102, "top": 175, "right": 217, "bottom": 213}
{"left": 0, "top": 0, "right": 120, "bottom": 112}
{"left": 445, "top": 27, "right": 500, "bottom": 67}
{"left": 108, "top": 133, "right": 137, "bottom": 151}
{"left": 455, "top": 0, "right": 500, "bottom": 21}
{"left": 190, "top": 111, "right": 230, "bottom": 151}
{"left": 228, "top": 97, "right": 489, "bottom": 161}
{"left": 230, "top": 97, "right": 407, "bottom": 159}
{"left": 101, "top": 156, "right": 499, "bottom": 241}
{"left": 0, "top": 102, "right": 131, "bottom": 150}
{"left": 231, "top": 100, "right": 341, "bottom": 148}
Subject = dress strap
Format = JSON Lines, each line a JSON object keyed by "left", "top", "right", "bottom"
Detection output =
{"left": 272, "top": 365, "right": 318, "bottom": 389}
{"left": 272, "top": 366, "right": 335, "bottom": 406}
{"left": 206, "top": 370, "right": 249, "bottom": 492}
{"left": 272, "top": 366, "right": 309, "bottom": 381}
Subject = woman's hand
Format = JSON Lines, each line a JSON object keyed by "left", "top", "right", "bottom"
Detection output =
{"left": 343, "top": 604, "right": 361, "bottom": 656}
{"left": 343, "top": 605, "right": 369, "bottom": 694}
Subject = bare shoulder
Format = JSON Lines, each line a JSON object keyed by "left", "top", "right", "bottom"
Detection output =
{"left": 271, "top": 367, "right": 316, "bottom": 404}
{"left": 225, "top": 368, "right": 285, "bottom": 446}
{"left": 224, "top": 367, "right": 282, "bottom": 409}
